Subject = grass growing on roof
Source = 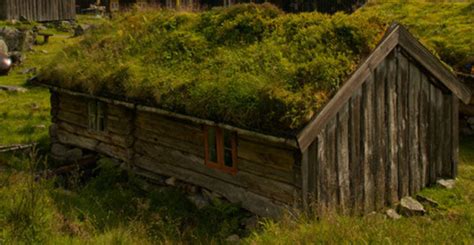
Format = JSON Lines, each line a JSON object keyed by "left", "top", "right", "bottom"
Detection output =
{"left": 357, "top": 1, "right": 474, "bottom": 72}
{"left": 38, "top": 4, "right": 387, "bottom": 134}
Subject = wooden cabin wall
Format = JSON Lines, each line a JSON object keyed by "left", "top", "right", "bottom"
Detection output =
{"left": 301, "top": 47, "right": 459, "bottom": 215}
{"left": 1, "top": 0, "right": 76, "bottom": 21}
{"left": 51, "top": 92, "right": 301, "bottom": 217}
{"left": 52, "top": 92, "right": 135, "bottom": 162}
{"left": 133, "top": 110, "right": 301, "bottom": 217}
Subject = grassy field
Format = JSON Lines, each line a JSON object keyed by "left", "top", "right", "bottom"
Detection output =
{"left": 0, "top": 4, "right": 474, "bottom": 244}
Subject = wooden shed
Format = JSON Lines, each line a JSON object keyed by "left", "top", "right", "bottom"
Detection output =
{"left": 39, "top": 24, "right": 471, "bottom": 217}
{"left": 0, "top": 0, "right": 76, "bottom": 21}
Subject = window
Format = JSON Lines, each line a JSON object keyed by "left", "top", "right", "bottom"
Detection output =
{"left": 88, "top": 100, "right": 106, "bottom": 132}
{"left": 204, "top": 126, "right": 237, "bottom": 173}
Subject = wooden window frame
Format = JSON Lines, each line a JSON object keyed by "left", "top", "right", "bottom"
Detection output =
{"left": 204, "top": 126, "right": 238, "bottom": 174}
{"left": 88, "top": 100, "right": 107, "bottom": 132}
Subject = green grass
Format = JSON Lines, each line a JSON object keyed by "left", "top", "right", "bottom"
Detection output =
{"left": 0, "top": 5, "right": 473, "bottom": 244}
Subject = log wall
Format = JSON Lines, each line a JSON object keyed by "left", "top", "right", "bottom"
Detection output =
{"left": 0, "top": 0, "right": 76, "bottom": 21}
{"left": 301, "top": 48, "right": 459, "bottom": 215}
{"left": 51, "top": 92, "right": 301, "bottom": 217}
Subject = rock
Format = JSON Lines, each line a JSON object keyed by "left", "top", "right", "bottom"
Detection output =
{"left": 34, "top": 124, "right": 46, "bottom": 130}
{"left": 0, "top": 85, "right": 28, "bottom": 93}
{"left": 74, "top": 24, "right": 92, "bottom": 37}
{"left": 51, "top": 143, "right": 68, "bottom": 157}
{"left": 9, "top": 51, "right": 24, "bottom": 65}
{"left": 32, "top": 25, "right": 47, "bottom": 32}
{"left": 385, "top": 209, "right": 402, "bottom": 220}
{"left": 65, "top": 148, "right": 83, "bottom": 162}
{"left": 19, "top": 16, "right": 29, "bottom": 22}
{"left": 0, "top": 39, "right": 8, "bottom": 53}
{"left": 225, "top": 234, "right": 240, "bottom": 243}
{"left": 398, "top": 196, "right": 425, "bottom": 216}
{"left": 20, "top": 67, "right": 36, "bottom": 75}
{"left": 0, "top": 27, "right": 34, "bottom": 51}
{"left": 165, "top": 176, "right": 176, "bottom": 186}
{"left": 437, "top": 179, "right": 455, "bottom": 189}
{"left": 40, "top": 50, "right": 48, "bottom": 54}
{"left": 241, "top": 215, "right": 259, "bottom": 230}
{"left": 187, "top": 194, "right": 210, "bottom": 209}
{"left": 416, "top": 194, "right": 439, "bottom": 207}
{"left": 202, "top": 188, "right": 222, "bottom": 201}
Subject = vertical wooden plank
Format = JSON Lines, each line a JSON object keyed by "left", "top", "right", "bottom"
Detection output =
{"left": 374, "top": 53, "right": 387, "bottom": 210}
{"left": 336, "top": 104, "right": 350, "bottom": 214}
{"left": 386, "top": 50, "right": 399, "bottom": 205}
{"left": 308, "top": 141, "right": 318, "bottom": 210}
{"left": 429, "top": 82, "right": 438, "bottom": 184}
{"left": 420, "top": 74, "right": 430, "bottom": 187}
{"left": 408, "top": 61, "right": 421, "bottom": 195}
{"left": 362, "top": 74, "right": 375, "bottom": 213}
{"left": 349, "top": 88, "right": 362, "bottom": 215}
{"left": 442, "top": 94, "right": 452, "bottom": 177}
{"left": 397, "top": 51, "right": 410, "bottom": 198}
{"left": 326, "top": 118, "right": 338, "bottom": 212}
{"left": 301, "top": 149, "right": 309, "bottom": 211}
{"left": 435, "top": 88, "right": 444, "bottom": 178}
{"left": 317, "top": 131, "right": 327, "bottom": 215}
{"left": 452, "top": 96, "right": 459, "bottom": 178}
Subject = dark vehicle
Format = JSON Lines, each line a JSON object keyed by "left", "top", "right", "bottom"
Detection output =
{"left": 0, "top": 52, "right": 12, "bottom": 76}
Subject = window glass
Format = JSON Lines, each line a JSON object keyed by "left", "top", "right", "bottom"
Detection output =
{"left": 224, "top": 149, "right": 233, "bottom": 167}
{"left": 97, "top": 102, "right": 106, "bottom": 131}
{"left": 88, "top": 101, "right": 97, "bottom": 130}
{"left": 207, "top": 127, "right": 218, "bottom": 163}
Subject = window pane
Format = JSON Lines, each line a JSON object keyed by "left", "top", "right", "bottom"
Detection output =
{"left": 223, "top": 130, "right": 233, "bottom": 148}
{"left": 207, "top": 127, "right": 217, "bottom": 163}
{"left": 88, "top": 102, "right": 97, "bottom": 130}
{"left": 97, "top": 102, "right": 106, "bottom": 131}
{"left": 224, "top": 149, "right": 233, "bottom": 167}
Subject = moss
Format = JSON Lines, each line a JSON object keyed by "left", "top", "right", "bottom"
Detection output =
{"left": 38, "top": 4, "right": 387, "bottom": 135}
{"left": 38, "top": 2, "right": 473, "bottom": 134}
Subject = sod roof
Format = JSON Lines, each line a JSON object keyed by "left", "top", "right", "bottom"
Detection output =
{"left": 38, "top": 2, "right": 472, "bottom": 136}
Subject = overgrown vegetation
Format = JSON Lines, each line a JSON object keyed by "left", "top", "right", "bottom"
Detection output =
{"left": 38, "top": 4, "right": 388, "bottom": 135}
{"left": 359, "top": 1, "right": 474, "bottom": 73}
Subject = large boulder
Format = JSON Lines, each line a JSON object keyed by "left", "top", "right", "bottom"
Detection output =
{"left": 0, "top": 27, "right": 35, "bottom": 52}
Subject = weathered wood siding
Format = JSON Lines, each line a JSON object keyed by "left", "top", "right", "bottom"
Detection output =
{"left": 302, "top": 48, "right": 459, "bottom": 215}
{"left": 133, "top": 110, "right": 300, "bottom": 217}
{"left": 53, "top": 92, "right": 134, "bottom": 162}
{"left": 51, "top": 92, "right": 301, "bottom": 217}
{"left": 0, "top": 0, "right": 76, "bottom": 21}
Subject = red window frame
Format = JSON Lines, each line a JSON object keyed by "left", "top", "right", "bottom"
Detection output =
{"left": 204, "top": 126, "right": 238, "bottom": 174}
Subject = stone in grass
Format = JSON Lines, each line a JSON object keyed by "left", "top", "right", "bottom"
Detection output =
{"left": 386, "top": 209, "right": 402, "bottom": 220}
{"left": 187, "top": 194, "right": 210, "bottom": 209}
{"left": 51, "top": 143, "right": 68, "bottom": 157}
{"left": 65, "top": 148, "right": 83, "bottom": 162}
{"left": 416, "top": 194, "right": 439, "bottom": 208}
{"left": 226, "top": 234, "right": 240, "bottom": 243}
{"left": 437, "top": 179, "right": 455, "bottom": 189}
{"left": 165, "top": 176, "right": 176, "bottom": 186}
{"left": 398, "top": 196, "right": 425, "bottom": 217}
{"left": 0, "top": 85, "right": 28, "bottom": 93}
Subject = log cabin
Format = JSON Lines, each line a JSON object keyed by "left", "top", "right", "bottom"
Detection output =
{"left": 36, "top": 13, "right": 471, "bottom": 217}
{"left": 0, "top": 0, "right": 76, "bottom": 21}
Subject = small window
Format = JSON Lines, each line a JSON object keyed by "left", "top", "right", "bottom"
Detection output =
{"left": 204, "top": 126, "right": 237, "bottom": 174}
{"left": 88, "top": 100, "right": 107, "bottom": 132}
